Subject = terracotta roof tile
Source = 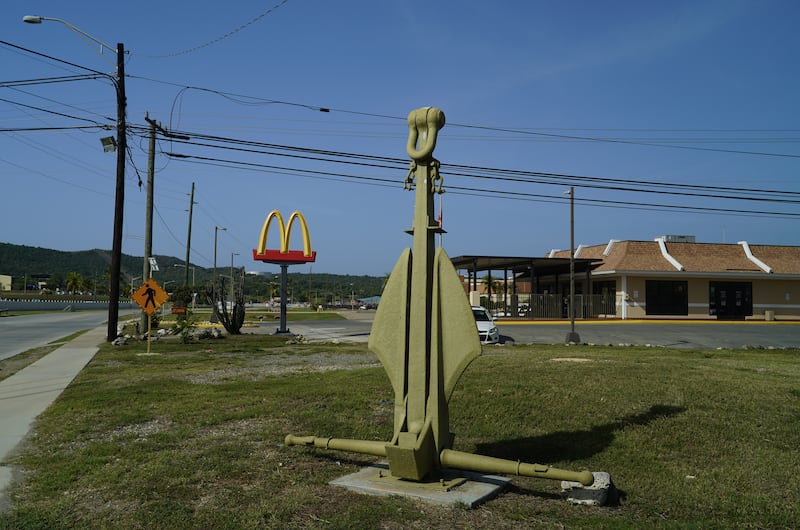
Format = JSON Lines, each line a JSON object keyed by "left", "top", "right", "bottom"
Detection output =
{"left": 551, "top": 240, "right": 800, "bottom": 275}
{"left": 749, "top": 245, "right": 800, "bottom": 274}
{"left": 598, "top": 241, "right": 670, "bottom": 271}
{"left": 665, "top": 242, "right": 757, "bottom": 272}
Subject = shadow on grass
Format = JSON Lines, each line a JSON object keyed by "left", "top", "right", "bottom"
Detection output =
{"left": 291, "top": 406, "right": 682, "bottom": 507}
{"left": 475, "top": 404, "right": 686, "bottom": 463}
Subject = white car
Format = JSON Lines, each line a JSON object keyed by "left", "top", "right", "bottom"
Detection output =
{"left": 472, "top": 306, "right": 500, "bottom": 344}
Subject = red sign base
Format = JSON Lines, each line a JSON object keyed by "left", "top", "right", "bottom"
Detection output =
{"left": 252, "top": 249, "right": 317, "bottom": 264}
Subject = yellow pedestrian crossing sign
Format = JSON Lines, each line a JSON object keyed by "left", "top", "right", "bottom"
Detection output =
{"left": 132, "top": 279, "right": 170, "bottom": 315}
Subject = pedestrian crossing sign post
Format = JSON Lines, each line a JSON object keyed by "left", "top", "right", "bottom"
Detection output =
{"left": 133, "top": 279, "right": 169, "bottom": 315}
{"left": 132, "top": 279, "right": 170, "bottom": 353}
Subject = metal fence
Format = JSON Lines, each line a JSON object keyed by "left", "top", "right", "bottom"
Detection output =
{"left": 485, "top": 294, "right": 617, "bottom": 319}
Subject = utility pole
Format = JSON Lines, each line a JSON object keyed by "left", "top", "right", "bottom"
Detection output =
{"left": 213, "top": 226, "right": 226, "bottom": 279}
{"left": 20, "top": 17, "right": 125, "bottom": 341}
{"left": 107, "top": 42, "right": 127, "bottom": 342}
{"left": 141, "top": 113, "right": 190, "bottom": 283}
{"left": 141, "top": 114, "right": 157, "bottom": 333}
{"left": 565, "top": 187, "right": 581, "bottom": 344}
{"left": 184, "top": 182, "right": 196, "bottom": 286}
{"left": 230, "top": 252, "right": 239, "bottom": 309}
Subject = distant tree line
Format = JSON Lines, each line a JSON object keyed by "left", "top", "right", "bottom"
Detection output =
{"left": 0, "top": 242, "right": 386, "bottom": 301}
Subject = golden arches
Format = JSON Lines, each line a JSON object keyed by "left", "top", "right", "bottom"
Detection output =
{"left": 255, "top": 210, "right": 313, "bottom": 257}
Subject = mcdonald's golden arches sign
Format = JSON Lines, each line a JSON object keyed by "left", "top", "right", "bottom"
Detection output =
{"left": 252, "top": 210, "right": 317, "bottom": 264}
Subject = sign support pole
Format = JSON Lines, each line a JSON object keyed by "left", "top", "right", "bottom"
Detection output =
{"left": 277, "top": 264, "right": 290, "bottom": 334}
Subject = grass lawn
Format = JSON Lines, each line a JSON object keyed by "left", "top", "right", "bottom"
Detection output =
{"left": 1, "top": 336, "right": 798, "bottom": 528}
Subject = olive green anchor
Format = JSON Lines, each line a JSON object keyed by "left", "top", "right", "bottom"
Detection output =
{"left": 285, "top": 107, "right": 594, "bottom": 488}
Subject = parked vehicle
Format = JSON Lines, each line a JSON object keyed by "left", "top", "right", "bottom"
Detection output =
{"left": 472, "top": 305, "right": 500, "bottom": 344}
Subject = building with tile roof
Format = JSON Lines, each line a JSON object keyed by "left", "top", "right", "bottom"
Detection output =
{"left": 547, "top": 237, "right": 800, "bottom": 320}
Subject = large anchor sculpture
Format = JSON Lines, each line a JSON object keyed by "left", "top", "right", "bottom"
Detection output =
{"left": 286, "top": 107, "right": 595, "bottom": 489}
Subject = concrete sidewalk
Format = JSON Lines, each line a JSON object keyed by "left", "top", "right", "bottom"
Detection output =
{"left": 0, "top": 325, "right": 106, "bottom": 506}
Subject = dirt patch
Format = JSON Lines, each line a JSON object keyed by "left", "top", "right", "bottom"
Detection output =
{"left": 176, "top": 352, "right": 381, "bottom": 384}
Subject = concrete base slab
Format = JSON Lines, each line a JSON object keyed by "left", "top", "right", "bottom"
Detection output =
{"left": 330, "top": 463, "right": 510, "bottom": 508}
{"left": 561, "top": 471, "right": 614, "bottom": 506}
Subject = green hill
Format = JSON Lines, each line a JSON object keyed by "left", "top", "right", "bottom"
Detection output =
{"left": 0, "top": 242, "right": 385, "bottom": 302}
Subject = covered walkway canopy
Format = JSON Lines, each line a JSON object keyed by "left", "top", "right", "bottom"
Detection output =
{"left": 450, "top": 255, "right": 599, "bottom": 289}
{"left": 450, "top": 255, "right": 602, "bottom": 318}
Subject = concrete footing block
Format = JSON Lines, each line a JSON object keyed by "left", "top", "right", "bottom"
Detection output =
{"left": 561, "top": 471, "right": 614, "bottom": 506}
{"left": 330, "top": 463, "right": 510, "bottom": 508}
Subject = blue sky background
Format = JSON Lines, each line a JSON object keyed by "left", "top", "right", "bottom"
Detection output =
{"left": 2, "top": 1, "right": 798, "bottom": 276}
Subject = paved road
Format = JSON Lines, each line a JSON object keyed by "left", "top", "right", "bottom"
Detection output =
{"left": 497, "top": 320, "right": 800, "bottom": 349}
{"left": 269, "top": 320, "right": 373, "bottom": 343}
{"left": 7, "top": 311, "right": 795, "bottom": 360}
{"left": 286, "top": 312, "right": 800, "bottom": 350}
{"left": 0, "top": 311, "right": 137, "bottom": 361}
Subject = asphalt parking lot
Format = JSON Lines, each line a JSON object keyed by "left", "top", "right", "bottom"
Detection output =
{"left": 286, "top": 312, "right": 800, "bottom": 350}
{"left": 497, "top": 320, "right": 800, "bottom": 349}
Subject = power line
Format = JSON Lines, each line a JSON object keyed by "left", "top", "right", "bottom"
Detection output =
{"left": 0, "top": 125, "right": 107, "bottom": 132}
{"left": 162, "top": 151, "right": 800, "bottom": 220}
{"left": 0, "top": 96, "right": 108, "bottom": 125}
{"left": 7, "top": 86, "right": 116, "bottom": 123}
{"left": 131, "top": 125, "right": 799, "bottom": 203}
{"left": 0, "top": 40, "right": 109, "bottom": 78}
{"left": 5, "top": 57, "right": 797, "bottom": 217}
{"left": 445, "top": 166, "right": 800, "bottom": 204}
{"left": 0, "top": 73, "right": 107, "bottom": 89}
{"left": 141, "top": 0, "right": 292, "bottom": 59}
{"left": 8, "top": 49, "right": 795, "bottom": 161}
{"left": 127, "top": 76, "right": 800, "bottom": 156}
{"left": 446, "top": 122, "right": 800, "bottom": 159}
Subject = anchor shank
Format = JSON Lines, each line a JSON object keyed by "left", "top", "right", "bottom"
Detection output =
{"left": 407, "top": 158, "right": 436, "bottom": 435}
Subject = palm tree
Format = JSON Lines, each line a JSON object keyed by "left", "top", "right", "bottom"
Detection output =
{"left": 79, "top": 275, "right": 92, "bottom": 294}
{"left": 66, "top": 272, "right": 82, "bottom": 294}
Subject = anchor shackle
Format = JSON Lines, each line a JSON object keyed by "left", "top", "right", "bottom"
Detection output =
{"left": 406, "top": 107, "right": 445, "bottom": 161}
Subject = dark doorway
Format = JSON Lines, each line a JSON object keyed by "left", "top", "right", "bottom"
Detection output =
{"left": 709, "top": 281, "right": 752, "bottom": 320}
{"left": 646, "top": 280, "right": 688, "bottom": 316}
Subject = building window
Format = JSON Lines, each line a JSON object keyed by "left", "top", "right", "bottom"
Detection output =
{"left": 645, "top": 280, "right": 688, "bottom": 316}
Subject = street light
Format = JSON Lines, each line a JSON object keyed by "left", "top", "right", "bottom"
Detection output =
{"left": 162, "top": 280, "right": 176, "bottom": 317}
{"left": 213, "top": 226, "right": 227, "bottom": 279}
{"left": 230, "top": 252, "right": 240, "bottom": 308}
{"left": 24, "top": 15, "right": 128, "bottom": 342}
{"left": 173, "top": 263, "right": 196, "bottom": 285}
{"left": 564, "top": 187, "right": 580, "bottom": 344}
{"left": 129, "top": 275, "right": 142, "bottom": 296}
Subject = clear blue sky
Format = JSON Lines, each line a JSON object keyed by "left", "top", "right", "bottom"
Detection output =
{"left": 2, "top": 1, "right": 798, "bottom": 276}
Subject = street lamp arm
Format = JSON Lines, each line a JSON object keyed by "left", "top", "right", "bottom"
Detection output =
{"left": 23, "top": 15, "right": 121, "bottom": 55}
{"left": 23, "top": 14, "right": 128, "bottom": 341}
